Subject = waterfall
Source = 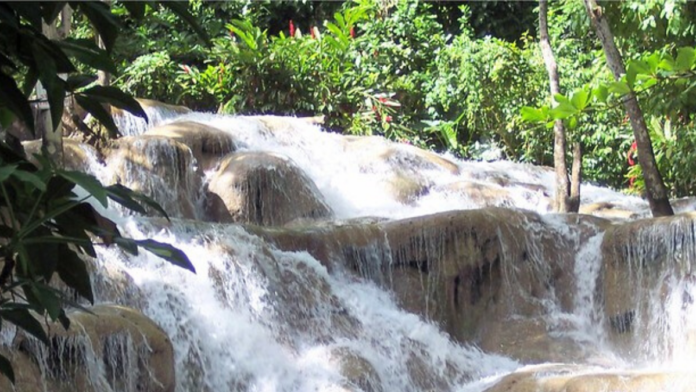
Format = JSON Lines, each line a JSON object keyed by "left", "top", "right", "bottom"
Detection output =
{"left": 16, "top": 104, "right": 696, "bottom": 392}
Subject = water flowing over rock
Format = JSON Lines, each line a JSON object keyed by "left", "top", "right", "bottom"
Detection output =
{"left": 8, "top": 105, "right": 696, "bottom": 392}
{"left": 207, "top": 151, "right": 333, "bottom": 226}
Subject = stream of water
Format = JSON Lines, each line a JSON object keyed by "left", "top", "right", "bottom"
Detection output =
{"left": 60, "top": 108, "right": 696, "bottom": 391}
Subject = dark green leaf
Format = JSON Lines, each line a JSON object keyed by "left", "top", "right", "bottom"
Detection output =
{"left": 56, "top": 244, "right": 93, "bottom": 304}
{"left": 32, "top": 43, "right": 65, "bottom": 132}
{"left": 0, "top": 72, "right": 35, "bottom": 134}
{"left": 12, "top": 3, "right": 42, "bottom": 29}
{"left": 65, "top": 74, "right": 97, "bottom": 91}
{"left": 41, "top": 2, "right": 67, "bottom": 25}
{"left": 106, "top": 183, "right": 169, "bottom": 219}
{"left": 0, "top": 308, "right": 49, "bottom": 344}
{"left": 80, "top": 85, "right": 147, "bottom": 120}
{"left": 0, "top": 353, "right": 15, "bottom": 384}
{"left": 136, "top": 239, "right": 195, "bottom": 273}
{"left": 0, "top": 164, "right": 17, "bottom": 182}
{"left": 57, "top": 309, "right": 70, "bottom": 330}
{"left": 75, "top": 94, "right": 119, "bottom": 138}
{"left": 32, "top": 284, "right": 62, "bottom": 320}
{"left": 58, "top": 171, "right": 108, "bottom": 207}
{"left": 21, "top": 66, "right": 38, "bottom": 97}
{"left": 74, "top": 2, "right": 120, "bottom": 53}
{"left": 114, "top": 237, "right": 139, "bottom": 256}
{"left": 160, "top": 1, "right": 210, "bottom": 46}
{"left": 123, "top": 1, "right": 148, "bottom": 19}
{"left": 45, "top": 175, "right": 77, "bottom": 201}
{"left": 11, "top": 169, "right": 46, "bottom": 192}
{"left": 56, "top": 38, "right": 117, "bottom": 74}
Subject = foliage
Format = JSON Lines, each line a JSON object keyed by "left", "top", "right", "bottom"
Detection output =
{"left": 521, "top": 45, "right": 696, "bottom": 196}
{"left": 0, "top": 144, "right": 194, "bottom": 383}
{"left": 0, "top": 1, "right": 206, "bottom": 383}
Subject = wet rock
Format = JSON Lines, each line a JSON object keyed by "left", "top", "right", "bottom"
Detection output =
{"left": 145, "top": 121, "right": 238, "bottom": 171}
{"left": 601, "top": 212, "right": 696, "bottom": 361}
{"left": 580, "top": 202, "right": 638, "bottom": 220}
{"left": 207, "top": 152, "right": 332, "bottom": 226}
{"left": 0, "top": 348, "right": 44, "bottom": 392}
{"left": 484, "top": 364, "right": 696, "bottom": 392}
{"left": 331, "top": 347, "right": 382, "bottom": 392}
{"left": 23, "top": 139, "right": 101, "bottom": 172}
{"left": 14, "top": 305, "right": 174, "bottom": 392}
{"left": 343, "top": 136, "right": 460, "bottom": 175}
{"left": 105, "top": 135, "right": 203, "bottom": 219}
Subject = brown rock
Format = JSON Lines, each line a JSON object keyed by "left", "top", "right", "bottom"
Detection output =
{"left": 207, "top": 152, "right": 332, "bottom": 226}
{"left": 23, "top": 139, "right": 101, "bottom": 172}
{"left": 105, "top": 135, "right": 203, "bottom": 219}
{"left": 331, "top": 347, "right": 382, "bottom": 392}
{"left": 15, "top": 305, "right": 174, "bottom": 392}
{"left": 145, "top": 121, "right": 237, "bottom": 171}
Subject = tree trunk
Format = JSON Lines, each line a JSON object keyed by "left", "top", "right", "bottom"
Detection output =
{"left": 539, "top": 0, "right": 571, "bottom": 212}
{"left": 40, "top": 20, "right": 64, "bottom": 166}
{"left": 583, "top": 0, "right": 673, "bottom": 217}
{"left": 569, "top": 142, "right": 582, "bottom": 212}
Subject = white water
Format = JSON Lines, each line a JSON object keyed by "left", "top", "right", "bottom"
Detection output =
{"left": 57, "top": 109, "right": 696, "bottom": 391}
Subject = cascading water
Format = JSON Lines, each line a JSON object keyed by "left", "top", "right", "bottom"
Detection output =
{"left": 24, "top": 106, "right": 696, "bottom": 392}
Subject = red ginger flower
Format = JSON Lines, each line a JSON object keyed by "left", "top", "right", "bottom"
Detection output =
{"left": 628, "top": 141, "right": 638, "bottom": 166}
{"left": 289, "top": 20, "right": 295, "bottom": 38}
{"left": 350, "top": 26, "right": 355, "bottom": 38}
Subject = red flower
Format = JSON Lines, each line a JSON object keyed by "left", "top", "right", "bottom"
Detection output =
{"left": 350, "top": 26, "right": 355, "bottom": 38}
{"left": 180, "top": 64, "right": 191, "bottom": 74}
{"left": 379, "top": 97, "right": 387, "bottom": 103}
{"left": 289, "top": 20, "right": 295, "bottom": 38}
{"left": 385, "top": 115, "right": 392, "bottom": 123}
{"left": 310, "top": 26, "right": 315, "bottom": 39}
{"left": 628, "top": 141, "right": 638, "bottom": 166}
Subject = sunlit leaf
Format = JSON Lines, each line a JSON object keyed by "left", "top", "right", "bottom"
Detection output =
{"left": 59, "top": 171, "right": 108, "bottom": 207}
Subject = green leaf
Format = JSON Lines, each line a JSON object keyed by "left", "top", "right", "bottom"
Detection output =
{"left": 59, "top": 171, "right": 108, "bottom": 207}
{"left": 675, "top": 47, "right": 695, "bottom": 72}
{"left": 56, "top": 38, "right": 117, "bottom": 74}
{"left": 549, "top": 102, "right": 578, "bottom": 120}
{"left": 593, "top": 85, "right": 609, "bottom": 103}
{"left": 553, "top": 93, "right": 572, "bottom": 106}
{"left": 570, "top": 89, "right": 590, "bottom": 111}
{"left": 80, "top": 85, "right": 147, "bottom": 120}
{"left": 11, "top": 170, "right": 46, "bottom": 192}
{"left": 608, "top": 81, "right": 631, "bottom": 95}
{"left": 0, "top": 72, "right": 35, "bottom": 134}
{"left": 136, "top": 239, "right": 195, "bottom": 273}
{"left": 31, "top": 284, "right": 62, "bottom": 320}
{"left": 520, "top": 106, "right": 547, "bottom": 122}
{"left": 1, "top": 308, "right": 49, "bottom": 345}
{"left": 75, "top": 94, "right": 119, "bottom": 138}
{"left": 56, "top": 244, "right": 93, "bottom": 304}
{"left": 0, "top": 353, "right": 15, "bottom": 384}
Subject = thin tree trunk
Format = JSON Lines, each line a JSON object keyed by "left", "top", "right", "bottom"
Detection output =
{"left": 583, "top": 0, "right": 673, "bottom": 217}
{"left": 40, "top": 20, "right": 64, "bottom": 166}
{"left": 539, "top": 0, "right": 571, "bottom": 212}
{"left": 569, "top": 142, "right": 582, "bottom": 212}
